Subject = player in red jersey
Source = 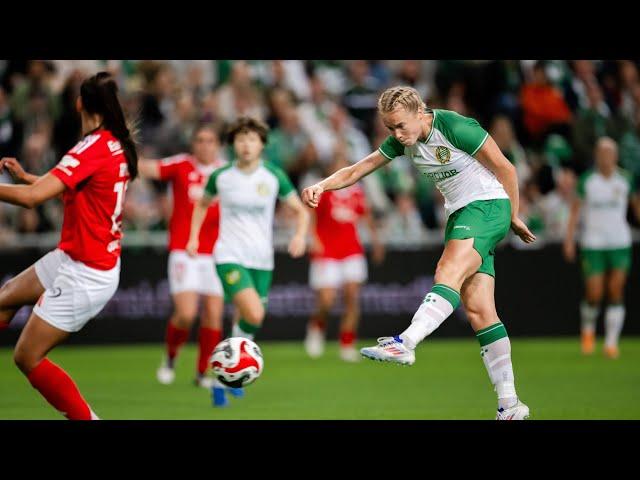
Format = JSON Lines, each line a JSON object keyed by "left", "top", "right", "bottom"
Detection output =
{"left": 304, "top": 152, "right": 384, "bottom": 362}
{"left": 138, "top": 124, "right": 227, "bottom": 388}
{"left": 0, "top": 72, "right": 137, "bottom": 420}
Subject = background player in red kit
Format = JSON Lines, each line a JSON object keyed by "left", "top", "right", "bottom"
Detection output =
{"left": 0, "top": 72, "right": 137, "bottom": 420}
{"left": 138, "top": 125, "right": 226, "bottom": 388}
{"left": 304, "top": 151, "right": 385, "bottom": 362}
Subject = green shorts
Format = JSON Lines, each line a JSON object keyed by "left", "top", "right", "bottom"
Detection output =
{"left": 444, "top": 199, "right": 512, "bottom": 278}
{"left": 580, "top": 248, "right": 632, "bottom": 277}
{"left": 216, "top": 263, "right": 273, "bottom": 305}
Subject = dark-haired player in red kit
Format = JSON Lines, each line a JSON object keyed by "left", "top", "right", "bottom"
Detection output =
{"left": 138, "top": 124, "right": 226, "bottom": 388}
{"left": 304, "top": 152, "right": 384, "bottom": 361}
{"left": 0, "top": 72, "right": 137, "bottom": 420}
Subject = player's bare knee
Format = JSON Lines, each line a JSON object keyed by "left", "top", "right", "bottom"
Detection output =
{"left": 13, "top": 348, "right": 39, "bottom": 375}
{"left": 244, "top": 312, "right": 263, "bottom": 326}
{"left": 585, "top": 291, "right": 603, "bottom": 305}
{"left": 173, "top": 312, "right": 196, "bottom": 329}
{"left": 434, "top": 261, "right": 465, "bottom": 288}
{"left": 0, "top": 279, "right": 15, "bottom": 308}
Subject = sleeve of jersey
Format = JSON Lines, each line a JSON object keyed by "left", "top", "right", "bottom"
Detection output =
{"left": 276, "top": 167, "right": 296, "bottom": 199}
{"left": 378, "top": 136, "right": 405, "bottom": 160}
{"left": 51, "top": 148, "right": 104, "bottom": 190}
{"left": 204, "top": 169, "right": 219, "bottom": 198}
{"left": 622, "top": 170, "right": 637, "bottom": 195}
{"left": 439, "top": 110, "right": 489, "bottom": 156}
{"left": 158, "top": 155, "right": 185, "bottom": 181}
{"left": 576, "top": 172, "right": 589, "bottom": 199}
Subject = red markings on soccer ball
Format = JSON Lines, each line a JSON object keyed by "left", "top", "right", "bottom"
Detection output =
{"left": 224, "top": 340, "right": 261, "bottom": 373}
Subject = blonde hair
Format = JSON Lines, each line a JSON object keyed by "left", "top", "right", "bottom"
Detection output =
{"left": 377, "top": 86, "right": 426, "bottom": 115}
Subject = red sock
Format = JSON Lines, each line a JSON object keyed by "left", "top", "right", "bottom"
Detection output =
{"left": 340, "top": 330, "right": 356, "bottom": 347}
{"left": 197, "top": 327, "right": 222, "bottom": 375}
{"left": 166, "top": 323, "right": 190, "bottom": 363}
{"left": 27, "top": 358, "right": 93, "bottom": 420}
{"left": 309, "top": 314, "right": 326, "bottom": 331}
{"left": 0, "top": 323, "right": 8, "bottom": 332}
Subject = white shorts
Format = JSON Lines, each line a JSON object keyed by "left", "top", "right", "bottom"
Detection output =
{"left": 33, "top": 249, "right": 120, "bottom": 333}
{"left": 168, "top": 250, "right": 223, "bottom": 296}
{"left": 309, "top": 254, "right": 368, "bottom": 290}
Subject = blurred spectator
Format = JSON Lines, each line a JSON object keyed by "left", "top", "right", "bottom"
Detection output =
{"left": 10, "top": 60, "right": 60, "bottom": 137}
{"left": 52, "top": 69, "right": 83, "bottom": 159}
{"left": 394, "top": 60, "right": 432, "bottom": 101}
{"left": 263, "top": 104, "right": 317, "bottom": 187}
{"left": 342, "top": 60, "right": 380, "bottom": 139}
{"left": 537, "top": 167, "right": 576, "bottom": 241}
{"left": 618, "top": 60, "right": 640, "bottom": 121}
{"left": 519, "top": 61, "right": 572, "bottom": 144}
{"left": 490, "top": 114, "right": 531, "bottom": 187}
{"left": 564, "top": 60, "right": 598, "bottom": 112}
{"left": 383, "top": 192, "right": 427, "bottom": 241}
{"left": 0, "top": 86, "right": 23, "bottom": 158}
{"left": 154, "top": 91, "right": 200, "bottom": 157}
{"left": 261, "top": 61, "right": 311, "bottom": 102}
{"left": 215, "top": 60, "right": 266, "bottom": 121}
{"left": 571, "top": 78, "right": 629, "bottom": 171}
{"left": 138, "top": 61, "right": 176, "bottom": 151}
{"left": 619, "top": 107, "right": 640, "bottom": 182}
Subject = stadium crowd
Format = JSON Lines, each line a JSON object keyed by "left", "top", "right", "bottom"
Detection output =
{"left": 1, "top": 59, "right": 639, "bottom": 247}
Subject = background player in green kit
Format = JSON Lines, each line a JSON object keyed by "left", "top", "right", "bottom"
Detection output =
{"left": 189, "top": 116, "right": 309, "bottom": 338}
{"left": 564, "top": 137, "right": 640, "bottom": 359}
{"left": 302, "top": 86, "right": 536, "bottom": 420}
{"left": 188, "top": 117, "right": 309, "bottom": 404}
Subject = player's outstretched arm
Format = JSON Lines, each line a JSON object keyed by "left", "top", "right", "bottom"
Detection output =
{"left": 301, "top": 151, "right": 389, "bottom": 208}
{"left": 137, "top": 159, "right": 162, "bottom": 180}
{"left": 475, "top": 136, "right": 536, "bottom": 244}
{"left": 186, "top": 194, "right": 212, "bottom": 257}
{"left": 283, "top": 193, "right": 310, "bottom": 258}
{"left": 0, "top": 157, "right": 41, "bottom": 185}
{"left": 0, "top": 168, "right": 65, "bottom": 209}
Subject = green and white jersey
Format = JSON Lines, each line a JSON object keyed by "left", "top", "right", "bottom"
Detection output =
{"left": 204, "top": 160, "right": 296, "bottom": 270}
{"left": 378, "top": 109, "right": 508, "bottom": 217}
{"left": 577, "top": 168, "right": 635, "bottom": 249}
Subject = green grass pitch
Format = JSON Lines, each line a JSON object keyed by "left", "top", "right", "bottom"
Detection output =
{"left": 1, "top": 338, "right": 639, "bottom": 420}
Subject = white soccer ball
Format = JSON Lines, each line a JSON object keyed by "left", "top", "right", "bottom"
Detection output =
{"left": 210, "top": 337, "right": 264, "bottom": 388}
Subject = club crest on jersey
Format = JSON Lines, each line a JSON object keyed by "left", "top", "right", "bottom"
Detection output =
{"left": 256, "top": 182, "right": 270, "bottom": 197}
{"left": 435, "top": 146, "right": 451, "bottom": 164}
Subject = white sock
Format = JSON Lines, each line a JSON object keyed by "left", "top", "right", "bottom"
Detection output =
{"left": 604, "top": 304, "right": 625, "bottom": 348}
{"left": 580, "top": 301, "right": 598, "bottom": 334}
{"left": 478, "top": 323, "right": 518, "bottom": 410}
{"left": 400, "top": 285, "right": 459, "bottom": 350}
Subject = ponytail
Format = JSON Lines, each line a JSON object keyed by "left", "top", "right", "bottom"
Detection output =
{"left": 80, "top": 72, "right": 139, "bottom": 180}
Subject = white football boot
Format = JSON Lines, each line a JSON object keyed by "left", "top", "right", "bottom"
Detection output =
{"left": 156, "top": 359, "right": 176, "bottom": 385}
{"left": 304, "top": 325, "right": 325, "bottom": 359}
{"left": 339, "top": 346, "right": 361, "bottom": 363}
{"left": 360, "top": 336, "right": 415, "bottom": 365}
{"left": 195, "top": 375, "right": 215, "bottom": 389}
{"left": 496, "top": 399, "right": 530, "bottom": 420}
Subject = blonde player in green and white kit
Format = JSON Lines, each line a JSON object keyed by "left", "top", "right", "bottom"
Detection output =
{"left": 564, "top": 137, "right": 640, "bottom": 359}
{"left": 188, "top": 117, "right": 310, "bottom": 405}
{"left": 302, "top": 86, "right": 536, "bottom": 420}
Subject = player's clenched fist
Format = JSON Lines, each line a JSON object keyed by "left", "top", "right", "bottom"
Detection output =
{"left": 302, "top": 184, "right": 324, "bottom": 208}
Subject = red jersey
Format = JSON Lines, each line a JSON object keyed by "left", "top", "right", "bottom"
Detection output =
{"left": 158, "top": 154, "right": 224, "bottom": 254}
{"left": 51, "top": 129, "right": 130, "bottom": 270}
{"left": 313, "top": 184, "right": 368, "bottom": 260}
